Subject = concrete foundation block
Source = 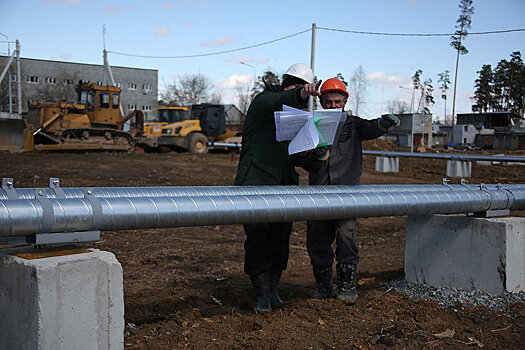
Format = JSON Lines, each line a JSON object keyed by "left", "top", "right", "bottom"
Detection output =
{"left": 405, "top": 215, "right": 524, "bottom": 295}
{"left": 446, "top": 160, "right": 472, "bottom": 177}
{"left": 375, "top": 156, "right": 399, "bottom": 173}
{"left": 0, "top": 248, "right": 124, "bottom": 350}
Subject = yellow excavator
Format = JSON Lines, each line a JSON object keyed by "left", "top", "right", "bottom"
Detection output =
{"left": 142, "top": 104, "right": 240, "bottom": 154}
{"left": 0, "top": 82, "right": 144, "bottom": 152}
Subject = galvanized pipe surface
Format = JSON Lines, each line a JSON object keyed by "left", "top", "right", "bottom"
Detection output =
{"left": 2, "top": 184, "right": 525, "bottom": 200}
{"left": 1, "top": 188, "right": 524, "bottom": 236}
{"left": 363, "top": 150, "right": 525, "bottom": 163}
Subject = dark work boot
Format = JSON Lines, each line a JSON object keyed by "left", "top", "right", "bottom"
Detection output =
{"left": 250, "top": 272, "right": 272, "bottom": 312}
{"left": 312, "top": 265, "right": 336, "bottom": 299}
{"left": 269, "top": 270, "right": 285, "bottom": 307}
{"left": 336, "top": 262, "right": 358, "bottom": 304}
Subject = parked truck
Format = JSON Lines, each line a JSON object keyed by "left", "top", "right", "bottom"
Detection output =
{"left": 142, "top": 104, "right": 240, "bottom": 154}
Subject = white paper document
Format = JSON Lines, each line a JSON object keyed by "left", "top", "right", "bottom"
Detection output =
{"left": 274, "top": 106, "right": 310, "bottom": 142}
{"left": 275, "top": 105, "right": 344, "bottom": 154}
{"left": 288, "top": 117, "right": 319, "bottom": 154}
{"left": 313, "top": 110, "right": 344, "bottom": 146}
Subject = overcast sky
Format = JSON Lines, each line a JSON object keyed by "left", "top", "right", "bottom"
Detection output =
{"left": 1, "top": 0, "right": 524, "bottom": 119}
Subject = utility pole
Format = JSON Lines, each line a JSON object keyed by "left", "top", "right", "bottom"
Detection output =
{"left": 309, "top": 23, "right": 316, "bottom": 112}
{"left": 16, "top": 40, "right": 22, "bottom": 117}
{"left": 102, "top": 25, "right": 107, "bottom": 85}
{"left": 0, "top": 33, "right": 12, "bottom": 114}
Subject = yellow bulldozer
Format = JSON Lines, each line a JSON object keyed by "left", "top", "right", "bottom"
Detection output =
{"left": 142, "top": 104, "right": 241, "bottom": 154}
{"left": 0, "top": 82, "right": 144, "bottom": 152}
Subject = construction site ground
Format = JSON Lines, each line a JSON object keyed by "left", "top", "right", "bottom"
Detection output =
{"left": 2, "top": 142, "right": 524, "bottom": 349}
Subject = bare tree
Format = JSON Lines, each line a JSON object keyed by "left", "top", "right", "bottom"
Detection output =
{"left": 387, "top": 100, "right": 410, "bottom": 114}
{"left": 438, "top": 70, "right": 451, "bottom": 123}
{"left": 412, "top": 70, "right": 435, "bottom": 114}
{"left": 209, "top": 91, "right": 222, "bottom": 104}
{"left": 163, "top": 73, "right": 212, "bottom": 106}
{"left": 34, "top": 69, "right": 82, "bottom": 104}
{"left": 236, "top": 84, "right": 252, "bottom": 115}
{"left": 0, "top": 75, "right": 13, "bottom": 112}
{"left": 349, "top": 65, "right": 367, "bottom": 116}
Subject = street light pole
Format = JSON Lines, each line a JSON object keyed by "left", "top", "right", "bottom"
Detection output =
{"left": 240, "top": 61, "right": 256, "bottom": 89}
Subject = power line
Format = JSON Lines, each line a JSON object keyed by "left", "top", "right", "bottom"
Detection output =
{"left": 317, "top": 26, "right": 525, "bottom": 36}
{"left": 107, "top": 29, "right": 311, "bottom": 59}
{"left": 106, "top": 26, "right": 525, "bottom": 59}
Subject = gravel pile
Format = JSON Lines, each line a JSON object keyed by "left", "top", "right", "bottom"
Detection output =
{"left": 380, "top": 278, "right": 525, "bottom": 312}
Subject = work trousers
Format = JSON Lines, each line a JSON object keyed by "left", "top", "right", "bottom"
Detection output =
{"left": 306, "top": 218, "right": 359, "bottom": 268}
{"left": 243, "top": 222, "right": 292, "bottom": 277}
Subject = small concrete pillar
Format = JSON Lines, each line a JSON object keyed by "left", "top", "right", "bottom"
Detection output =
{"left": 375, "top": 156, "right": 399, "bottom": 173}
{"left": 446, "top": 160, "right": 472, "bottom": 177}
{"left": 0, "top": 248, "right": 124, "bottom": 350}
{"left": 405, "top": 215, "right": 524, "bottom": 295}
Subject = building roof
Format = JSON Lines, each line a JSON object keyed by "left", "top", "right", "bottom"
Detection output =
{"left": 0, "top": 55, "right": 158, "bottom": 72}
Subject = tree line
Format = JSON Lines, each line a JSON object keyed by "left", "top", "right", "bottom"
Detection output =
{"left": 472, "top": 51, "right": 525, "bottom": 115}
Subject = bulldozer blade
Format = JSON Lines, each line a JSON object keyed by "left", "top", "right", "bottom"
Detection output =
{"left": 0, "top": 118, "right": 34, "bottom": 152}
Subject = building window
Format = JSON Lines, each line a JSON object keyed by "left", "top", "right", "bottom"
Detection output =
{"left": 63, "top": 79, "right": 73, "bottom": 85}
{"left": 143, "top": 105, "right": 152, "bottom": 111}
{"left": 127, "top": 104, "right": 137, "bottom": 110}
{"left": 142, "top": 84, "right": 152, "bottom": 92}
{"left": 45, "top": 77, "right": 57, "bottom": 84}
{"left": 115, "top": 82, "right": 122, "bottom": 88}
{"left": 128, "top": 83, "right": 137, "bottom": 90}
{"left": 112, "top": 94, "right": 119, "bottom": 109}
{"left": 97, "top": 81, "right": 106, "bottom": 86}
{"left": 10, "top": 75, "right": 16, "bottom": 82}
{"left": 463, "top": 125, "right": 468, "bottom": 132}
{"left": 99, "top": 93, "right": 110, "bottom": 108}
{"left": 26, "top": 76, "right": 39, "bottom": 83}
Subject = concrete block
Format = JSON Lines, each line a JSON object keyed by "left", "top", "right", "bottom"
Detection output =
{"left": 405, "top": 215, "right": 524, "bottom": 295}
{"left": 0, "top": 248, "right": 124, "bottom": 350}
{"left": 375, "top": 156, "right": 399, "bottom": 173}
{"left": 446, "top": 160, "right": 472, "bottom": 177}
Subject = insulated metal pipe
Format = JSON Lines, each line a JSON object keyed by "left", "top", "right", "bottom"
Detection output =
{"left": 363, "top": 150, "right": 525, "bottom": 163}
{"left": 1, "top": 188, "right": 524, "bottom": 237}
{"left": 206, "top": 145, "right": 525, "bottom": 163}
{"left": 2, "top": 183, "right": 525, "bottom": 200}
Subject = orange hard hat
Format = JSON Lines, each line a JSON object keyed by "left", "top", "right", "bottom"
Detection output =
{"left": 320, "top": 78, "right": 349, "bottom": 97}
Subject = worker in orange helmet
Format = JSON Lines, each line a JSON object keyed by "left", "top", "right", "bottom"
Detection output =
{"left": 305, "top": 78, "right": 399, "bottom": 304}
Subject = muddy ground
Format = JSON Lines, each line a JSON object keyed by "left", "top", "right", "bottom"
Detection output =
{"left": 2, "top": 144, "right": 524, "bottom": 349}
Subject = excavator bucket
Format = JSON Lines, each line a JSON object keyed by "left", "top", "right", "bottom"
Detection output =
{"left": 0, "top": 118, "right": 34, "bottom": 152}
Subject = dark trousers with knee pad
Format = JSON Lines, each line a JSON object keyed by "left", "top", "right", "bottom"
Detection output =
{"left": 307, "top": 219, "right": 358, "bottom": 268}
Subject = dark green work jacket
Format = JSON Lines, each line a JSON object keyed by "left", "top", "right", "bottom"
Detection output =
{"left": 234, "top": 87, "right": 308, "bottom": 186}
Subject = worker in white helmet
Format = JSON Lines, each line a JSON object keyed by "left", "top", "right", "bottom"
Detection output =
{"left": 234, "top": 63, "right": 321, "bottom": 312}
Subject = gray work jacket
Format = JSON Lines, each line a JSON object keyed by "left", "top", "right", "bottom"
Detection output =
{"left": 309, "top": 113, "right": 385, "bottom": 185}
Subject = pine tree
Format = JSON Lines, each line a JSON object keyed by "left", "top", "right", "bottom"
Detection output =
{"left": 472, "top": 65, "right": 494, "bottom": 113}
{"left": 450, "top": 0, "right": 475, "bottom": 125}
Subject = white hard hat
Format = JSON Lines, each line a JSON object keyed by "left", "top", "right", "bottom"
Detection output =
{"left": 283, "top": 63, "right": 314, "bottom": 84}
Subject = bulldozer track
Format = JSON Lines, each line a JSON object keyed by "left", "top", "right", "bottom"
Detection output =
{"left": 35, "top": 128, "right": 135, "bottom": 152}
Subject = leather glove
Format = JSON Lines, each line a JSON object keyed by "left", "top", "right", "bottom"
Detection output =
{"left": 379, "top": 114, "right": 400, "bottom": 131}
{"left": 313, "top": 145, "right": 330, "bottom": 161}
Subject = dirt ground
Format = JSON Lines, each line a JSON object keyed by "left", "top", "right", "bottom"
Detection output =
{"left": 2, "top": 144, "right": 524, "bottom": 349}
